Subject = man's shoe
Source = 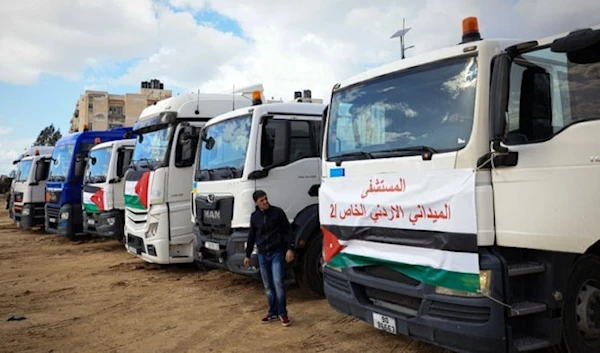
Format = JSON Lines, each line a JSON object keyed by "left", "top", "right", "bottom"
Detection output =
{"left": 261, "top": 314, "right": 277, "bottom": 323}
{"left": 280, "top": 315, "right": 291, "bottom": 327}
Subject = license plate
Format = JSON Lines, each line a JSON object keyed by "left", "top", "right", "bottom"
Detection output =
{"left": 87, "top": 219, "right": 95, "bottom": 225}
{"left": 128, "top": 245, "right": 137, "bottom": 254}
{"left": 205, "top": 241, "right": 219, "bottom": 251}
{"left": 49, "top": 217, "right": 57, "bottom": 223}
{"left": 372, "top": 312, "right": 396, "bottom": 335}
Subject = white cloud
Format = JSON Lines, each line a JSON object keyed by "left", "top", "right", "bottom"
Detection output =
{"left": 154, "top": 0, "right": 600, "bottom": 101}
{"left": 0, "top": 0, "right": 158, "bottom": 84}
{"left": 0, "top": 138, "right": 36, "bottom": 176}
{"left": 0, "top": 126, "right": 12, "bottom": 135}
{"left": 2, "top": 0, "right": 600, "bottom": 101}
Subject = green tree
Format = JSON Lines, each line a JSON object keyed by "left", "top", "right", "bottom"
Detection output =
{"left": 34, "top": 124, "right": 62, "bottom": 146}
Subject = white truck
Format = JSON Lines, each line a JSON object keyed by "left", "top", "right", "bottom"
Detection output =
{"left": 320, "top": 18, "right": 600, "bottom": 353}
{"left": 192, "top": 90, "right": 326, "bottom": 295}
{"left": 82, "top": 138, "right": 135, "bottom": 239}
{"left": 124, "top": 85, "right": 267, "bottom": 264}
{"left": 11, "top": 146, "right": 55, "bottom": 229}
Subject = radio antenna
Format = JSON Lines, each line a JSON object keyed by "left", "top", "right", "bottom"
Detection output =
{"left": 194, "top": 88, "right": 200, "bottom": 115}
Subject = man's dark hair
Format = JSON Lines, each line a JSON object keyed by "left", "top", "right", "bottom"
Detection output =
{"left": 252, "top": 189, "right": 267, "bottom": 202}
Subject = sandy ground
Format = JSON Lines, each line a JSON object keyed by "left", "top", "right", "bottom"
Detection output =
{"left": 0, "top": 196, "right": 449, "bottom": 353}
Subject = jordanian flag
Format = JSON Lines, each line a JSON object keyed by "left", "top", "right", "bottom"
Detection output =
{"left": 125, "top": 170, "right": 152, "bottom": 210}
{"left": 320, "top": 169, "right": 481, "bottom": 293}
{"left": 83, "top": 185, "right": 107, "bottom": 213}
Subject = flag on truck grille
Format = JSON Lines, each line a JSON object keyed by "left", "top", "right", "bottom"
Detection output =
{"left": 319, "top": 168, "right": 480, "bottom": 293}
{"left": 82, "top": 185, "right": 107, "bottom": 213}
{"left": 124, "top": 170, "right": 152, "bottom": 210}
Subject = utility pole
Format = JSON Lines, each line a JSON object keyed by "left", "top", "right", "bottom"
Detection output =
{"left": 390, "top": 18, "right": 415, "bottom": 59}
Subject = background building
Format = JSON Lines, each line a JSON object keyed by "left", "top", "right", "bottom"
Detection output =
{"left": 69, "top": 79, "right": 172, "bottom": 132}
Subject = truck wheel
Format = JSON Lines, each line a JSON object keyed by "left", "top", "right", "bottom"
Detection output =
{"left": 298, "top": 234, "right": 324, "bottom": 297}
{"left": 562, "top": 254, "right": 600, "bottom": 353}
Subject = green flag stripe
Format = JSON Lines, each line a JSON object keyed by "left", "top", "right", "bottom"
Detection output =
{"left": 83, "top": 203, "right": 100, "bottom": 213}
{"left": 328, "top": 252, "right": 480, "bottom": 293}
{"left": 124, "top": 194, "right": 146, "bottom": 210}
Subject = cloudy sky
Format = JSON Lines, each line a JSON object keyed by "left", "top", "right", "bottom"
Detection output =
{"left": 1, "top": 0, "right": 599, "bottom": 174}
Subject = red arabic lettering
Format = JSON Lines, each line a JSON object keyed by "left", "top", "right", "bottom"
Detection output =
{"left": 361, "top": 177, "right": 406, "bottom": 199}
{"left": 329, "top": 204, "right": 337, "bottom": 219}
{"left": 409, "top": 204, "right": 451, "bottom": 225}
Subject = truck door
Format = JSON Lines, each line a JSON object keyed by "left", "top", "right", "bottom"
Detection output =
{"left": 253, "top": 115, "right": 321, "bottom": 219}
{"left": 490, "top": 45, "right": 600, "bottom": 253}
{"left": 168, "top": 123, "right": 200, "bottom": 244}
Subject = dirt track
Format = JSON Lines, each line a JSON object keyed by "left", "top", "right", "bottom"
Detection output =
{"left": 0, "top": 196, "right": 447, "bottom": 353}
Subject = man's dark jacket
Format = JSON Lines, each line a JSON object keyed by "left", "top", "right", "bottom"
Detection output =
{"left": 245, "top": 205, "right": 293, "bottom": 258}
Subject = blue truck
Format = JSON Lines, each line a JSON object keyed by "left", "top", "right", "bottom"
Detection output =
{"left": 44, "top": 127, "right": 132, "bottom": 237}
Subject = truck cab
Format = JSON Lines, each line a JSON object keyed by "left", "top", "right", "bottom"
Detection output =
{"left": 11, "top": 147, "right": 54, "bottom": 229}
{"left": 124, "top": 85, "right": 266, "bottom": 264}
{"left": 321, "top": 18, "right": 600, "bottom": 353}
{"left": 45, "top": 127, "right": 133, "bottom": 237}
{"left": 192, "top": 91, "right": 326, "bottom": 296}
{"left": 82, "top": 138, "right": 135, "bottom": 239}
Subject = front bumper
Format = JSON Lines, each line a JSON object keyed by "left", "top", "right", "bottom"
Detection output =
{"left": 45, "top": 203, "right": 83, "bottom": 236}
{"left": 83, "top": 209, "right": 124, "bottom": 238}
{"left": 125, "top": 225, "right": 194, "bottom": 265}
{"left": 193, "top": 226, "right": 261, "bottom": 279}
{"left": 323, "top": 252, "right": 507, "bottom": 353}
{"left": 13, "top": 203, "right": 45, "bottom": 229}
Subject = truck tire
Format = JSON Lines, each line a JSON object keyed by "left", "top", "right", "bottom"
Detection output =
{"left": 298, "top": 234, "right": 324, "bottom": 297}
{"left": 561, "top": 254, "right": 600, "bottom": 353}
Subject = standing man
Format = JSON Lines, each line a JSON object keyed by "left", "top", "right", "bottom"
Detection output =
{"left": 244, "top": 190, "right": 295, "bottom": 327}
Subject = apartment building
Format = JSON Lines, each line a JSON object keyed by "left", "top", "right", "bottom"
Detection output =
{"left": 69, "top": 79, "right": 172, "bottom": 132}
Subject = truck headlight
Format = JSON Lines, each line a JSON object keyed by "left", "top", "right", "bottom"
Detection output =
{"left": 60, "top": 211, "right": 69, "bottom": 220}
{"left": 106, "top": 217, "right": 116, "bottom": 226}
{"left": 22, "top": 206, "right": 30, "bottom": 216}
{"left": 146, "top": 222, "right": 158, "bottom": 238}
{"left": 434, "top": 270, "right": 493, "bottom": 297}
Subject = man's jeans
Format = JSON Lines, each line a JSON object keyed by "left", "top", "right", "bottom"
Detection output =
{"left": 258, "top": 251, "right": 287, "bottom": 317}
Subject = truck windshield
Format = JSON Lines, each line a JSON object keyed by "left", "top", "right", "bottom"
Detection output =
{"left": 131, "top": 125, "right": 173, "bottom": 170}
{"left": 327, "top": 56, "right": 478, "bottom": 161}
{"left": 85, "top": 147, "right": 112, "bottom": 184}
{"left": 16, "top": 160, "right": 32, "bottom": 182}
{"left": 196, "top": 115, "right": 252, "bottom": 181}
{"left": 48, "top": 144, "right": 75, "bottom": 182}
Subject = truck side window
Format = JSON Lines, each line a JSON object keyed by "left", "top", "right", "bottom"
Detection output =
{"left": 175, "top": 126, "right": 199, "bottom": 168}
{"left": 117, "top": 149, "right": 134, "bottom": 177}
{"left": 42, "top": 161, "right": 51, "bottom": 180}
{"left": 504, "top": 47, "right": 600, "bottom": 145}
{"left": 289, "top": 120, "right": 317, "bottom": 161}
{"left": 260, "top": 119, "right": 319, "bottom": 168}
{"left": 260, "top": 119, "right": 288, "bottom": 167}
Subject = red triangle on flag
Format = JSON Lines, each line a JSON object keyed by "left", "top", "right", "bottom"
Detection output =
{"left": 90, "top": 188, "right": 105, "bottom": 211}
{"left": 322, "top": 226, "right": 346, "bottom": 264}
{"left": 135, "top": 171, "right": 151, "bottom": 209}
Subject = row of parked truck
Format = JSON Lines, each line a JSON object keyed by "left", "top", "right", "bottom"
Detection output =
{"left": 6, "top": 18, "right": 600, "bottom": 353}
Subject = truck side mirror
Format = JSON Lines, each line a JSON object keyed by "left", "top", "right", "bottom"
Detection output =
{"left": 489, "top": 54, "right": 511, "bottom": 152}
{"left": 119, "top": 149, "right": 133, "bottom": 177}
{"left": 34, "top": 159, "right": 47, "bottom": 182}
{"left": 175, "top": 127, "right": 199, "bottom": 168}
{"left": 74, "top": 154, "right": 87, "bottom": 178}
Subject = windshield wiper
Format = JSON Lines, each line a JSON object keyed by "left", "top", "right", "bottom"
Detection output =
{"left": 131, "top": 158, "right": 154, "bottom": 170}
{"left": 198, "top": 166, "right": 238, "bottom": 180}
{"left": 374, "top": 145, "right": 437, "bottom": 157}
{"left": 331, "top": 151, "right": 374, "bottom": 166}
{"left": 49, "top": 175, "right": 66, "bottom": 182}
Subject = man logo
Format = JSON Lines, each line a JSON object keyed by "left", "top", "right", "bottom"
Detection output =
{"left": 207, "top": 194, "right": 215, "bottom": 203}
{"left": 203, "top": 209, "right": 221, "bottom": 220}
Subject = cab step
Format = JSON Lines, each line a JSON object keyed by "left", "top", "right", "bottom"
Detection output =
{"left": 509, "top": 301, "right": 547, "bottom": 317}
{"left": 515, "top": 336, "right": 553, "bottom": 351}
{"left": 508, "top": 262, "right": 545, "bottom": 276}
